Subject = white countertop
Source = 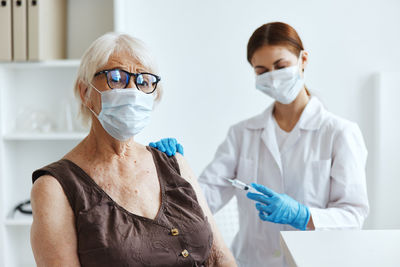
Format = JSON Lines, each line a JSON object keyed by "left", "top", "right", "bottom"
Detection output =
{"left": 280, "top": 229, "right": 400, "bottom": 267}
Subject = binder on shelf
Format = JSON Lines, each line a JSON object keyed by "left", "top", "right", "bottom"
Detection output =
{"left": 28, "top": 0, "right": 67, "bottom": 61}
{"left": 0, "top": 0, "right": 13, "bottom": 61}
{"left": 12, "top": 0, "right": 27, "bottom": 61}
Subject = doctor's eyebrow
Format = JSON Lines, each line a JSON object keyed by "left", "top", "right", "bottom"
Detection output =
{"left": 254, "top": 58, "right": 286, "bottom": 70}
{"left": 273, "top": 58, "right": 284, "bottom": 65}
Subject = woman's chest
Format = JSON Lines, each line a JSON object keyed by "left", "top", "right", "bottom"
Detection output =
{"left": 77, "top": 202, "right": 213, "bottom": 267}
{"left": 88, "top": 163, "right": 162, "bottom": 220}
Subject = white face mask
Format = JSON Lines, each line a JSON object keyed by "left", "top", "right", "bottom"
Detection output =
{"left": 88, "top": 85, "right": 154, "bottom": 141}
{"left": 255, "top": 51, "right": 305, "bottom": 104}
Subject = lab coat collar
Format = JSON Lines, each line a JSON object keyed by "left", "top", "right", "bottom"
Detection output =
{"left": 245, "top": 105, "right": 274, "bottom": 130}
{"left": 297, "top": 97, "right": 325, "bottom": 131}
{"left": 245, "top": 96, "right": 325, "bottom": 131}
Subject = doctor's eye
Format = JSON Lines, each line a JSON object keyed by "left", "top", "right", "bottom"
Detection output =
{"left": 275, "top": 62, "right": 289, "bottom": 70}
{"left": 255, "top": 68, "right": 269, "bottom": 75}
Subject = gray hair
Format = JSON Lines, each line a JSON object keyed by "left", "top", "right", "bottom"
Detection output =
{"left": 74, "top": 32, "right": 162, "bottom": 127}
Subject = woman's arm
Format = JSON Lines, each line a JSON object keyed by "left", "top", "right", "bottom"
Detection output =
{"left": 175, "top": 154, "right": 237, "bottom": 267}
{"left": 30, "top": 175, "right": 81, "bottom": 267}
{"left": 308, "top": 123, "right": 369, "bottom": 230}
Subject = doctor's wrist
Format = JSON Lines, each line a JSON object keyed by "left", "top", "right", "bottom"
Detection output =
{"left": 291, "top": 204, "right": 310, "bottom": 231}
{"left": 306, "top": 214, "right": 315, "bottom": 230}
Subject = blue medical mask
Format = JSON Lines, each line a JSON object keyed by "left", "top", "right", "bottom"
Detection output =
{"left": 255, "top": 51, "right": 305, "bottom": 104}
{"left": 88, "top": 85, "right": 154, "bottom": 141}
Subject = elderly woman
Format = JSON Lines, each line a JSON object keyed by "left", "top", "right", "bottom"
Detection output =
{"left": 30, "top": 33, "right": 236, "bottom": 267}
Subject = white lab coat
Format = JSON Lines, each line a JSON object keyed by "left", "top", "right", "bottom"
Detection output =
{"left": 198, "top": 97, "right": 369, "bottom": 267}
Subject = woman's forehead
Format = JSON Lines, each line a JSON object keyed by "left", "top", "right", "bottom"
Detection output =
{"left": 258, "top": 45, "right": 295, "bottom": 57}
{"left": 251, "top": 45, "right": 297, "bottom": 65}
{"left": 103, "top": 51, "right": 144, "bottom": 72}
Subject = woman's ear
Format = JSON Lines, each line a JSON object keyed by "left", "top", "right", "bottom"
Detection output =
{"left": 301, "top": 51, "right": 309, "bottom": 72}
{"left": 78, "top": 80, "right": 90, "bottom": 107}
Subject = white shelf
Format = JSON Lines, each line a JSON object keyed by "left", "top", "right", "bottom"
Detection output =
{"left": 0, "top": 60, "right": 80, "bottom": 69}
{"left": 4, "top": 218, "right": 32, "bottom": 227}
{"left": 3, "top": 132, "right": 88, "bottom": 141}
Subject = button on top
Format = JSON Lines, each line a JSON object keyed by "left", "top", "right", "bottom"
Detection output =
{"left": 171, "top": 228, "right": 179, "bottom": 236}
{"left": 181, "top": 249, "right": 189, "bottom": 257}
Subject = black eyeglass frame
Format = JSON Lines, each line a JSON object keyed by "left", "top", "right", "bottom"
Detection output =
{"left": 94, "top": 68, "right": 161, "bottom": 94}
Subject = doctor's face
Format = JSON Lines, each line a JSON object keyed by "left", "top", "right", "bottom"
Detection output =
{"left": 250, "top": 45, "right": 308, "bottom": 75}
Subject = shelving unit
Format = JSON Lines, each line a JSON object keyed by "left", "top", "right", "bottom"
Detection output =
{"left": 0, "top": 59, "right": 80, "bottom": 69}
{"left": 3, "top": 132, "right": 87, "bottom": 141}
{"left": 4, "top": 218, "right": 33, "bottom": 227}
{"left": 0, "top": 0, "right": 122, "bottom": 265}
{"left": 0, "top": 60, "right": 88, "bottom": 267}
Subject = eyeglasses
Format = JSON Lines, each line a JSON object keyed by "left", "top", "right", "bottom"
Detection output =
{"left": 94, "top": 69, "right": 161, "bottom": 94}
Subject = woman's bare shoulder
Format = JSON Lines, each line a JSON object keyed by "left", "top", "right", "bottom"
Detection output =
{"left": 31, "top": 175, "right": 79, "bottom": 266}
{"left": 32, "top": 175, "right": 62, "bottom": 194}
{"left": 173, "top": 153, "right": 196, "bottom": 184}
{"left": 31, "top": 175, "right": 69, "bottom": 212}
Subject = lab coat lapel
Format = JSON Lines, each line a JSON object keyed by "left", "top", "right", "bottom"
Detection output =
{"left": 261, "top": 110, "right": 283, "bottom": 176}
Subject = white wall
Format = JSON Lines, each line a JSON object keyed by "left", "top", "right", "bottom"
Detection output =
{"left": 373, "top": 72, "right": 400, "bottom": 229}
{"left": 117, "top": 0, "right": 400, "bottom": 229}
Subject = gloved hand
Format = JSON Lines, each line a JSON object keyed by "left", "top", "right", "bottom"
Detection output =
{"left": 149, "top": 138, "right": 184, "bottom": 157}
{"left": 247, "top": 183, "right": 310, "bottom": 230}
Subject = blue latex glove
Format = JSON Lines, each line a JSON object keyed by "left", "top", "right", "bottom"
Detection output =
{"left": 247, "top": 183, "right": 310, "bottom": 230}
{"left": 149, "top": 138, "right": 184, "bottom": 157}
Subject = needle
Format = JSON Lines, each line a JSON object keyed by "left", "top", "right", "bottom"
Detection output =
{"left": 222, "top": 177, "right": 259, "bottom": 194}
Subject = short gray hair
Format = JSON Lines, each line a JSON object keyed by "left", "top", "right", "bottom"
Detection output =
{"left": 74, "top": 32, "right": 162, "bottom": 126}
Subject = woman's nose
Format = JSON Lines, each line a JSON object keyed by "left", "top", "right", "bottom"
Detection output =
{"left": 128, "top": 75, "right": 136, "bottom": 89}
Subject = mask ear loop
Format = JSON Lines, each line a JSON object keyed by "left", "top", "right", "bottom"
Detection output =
{"left": 87, "top": 83, "right": 102, "bottom": 117}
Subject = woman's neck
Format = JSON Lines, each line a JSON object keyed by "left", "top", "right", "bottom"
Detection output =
{"left": 273, "top": 88, "right": 310, "bottom": 132}
{"left": 82, "top": 119, "right": 139, "bottom": 162}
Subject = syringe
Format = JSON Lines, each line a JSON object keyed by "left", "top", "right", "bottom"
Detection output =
{"left": 222, "top": 177, "right": 259, "bottom": 194}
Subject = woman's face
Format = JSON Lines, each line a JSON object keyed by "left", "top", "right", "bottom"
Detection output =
{"left": 250, "top": 45, "right": 307, "bottom": 75}
{"left": 87, "top": 51, "right": 146, "bottom": 113}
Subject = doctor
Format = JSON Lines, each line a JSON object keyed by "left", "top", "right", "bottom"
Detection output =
{"left": 150, "top": 22, "right": 369, "bottom": 267}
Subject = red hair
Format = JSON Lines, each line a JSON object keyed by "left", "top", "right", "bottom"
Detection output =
{"left": 247, "top": 22, "right": 304, "bottom": 64}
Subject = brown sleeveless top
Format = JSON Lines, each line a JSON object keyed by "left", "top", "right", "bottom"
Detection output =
{"left": 32, "top": 146, "right": 213, "bottom": 267}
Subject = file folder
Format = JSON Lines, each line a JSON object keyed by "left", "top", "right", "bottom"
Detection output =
{"left": 12, "top": 0, "right": 27, "bottom": 61}
{"left": 0, "top": 0, "right": 13, "bottom": 61}
{"left": 28, "top": 0, "right": 66, "bottom": 61}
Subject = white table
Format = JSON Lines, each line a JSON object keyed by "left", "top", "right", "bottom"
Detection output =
{"left": 280, "top": 229, "right": 400, "bottom": 267}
